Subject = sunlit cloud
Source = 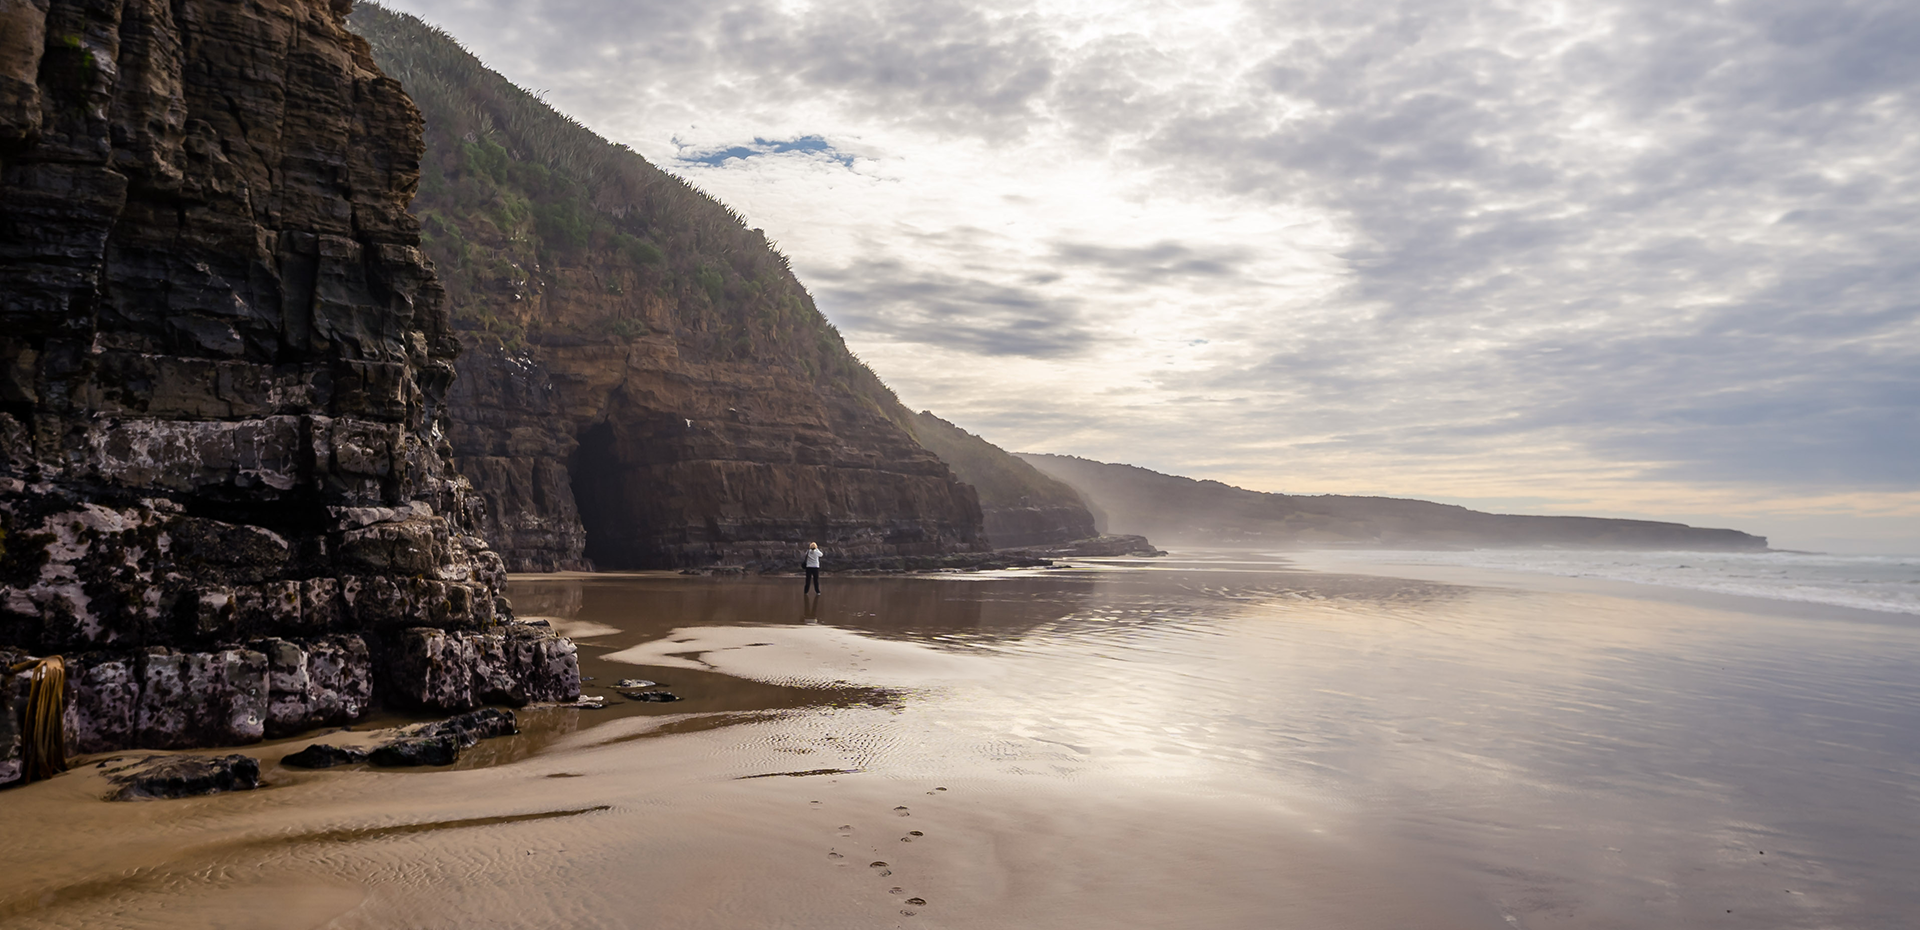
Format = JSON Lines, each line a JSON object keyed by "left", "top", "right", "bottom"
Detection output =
{"left": 375, "top": 0, "right": 1920, "bottom": 550}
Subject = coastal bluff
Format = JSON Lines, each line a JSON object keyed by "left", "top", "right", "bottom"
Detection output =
{"left": 0, "top": 0, "right": 576, "bottom": 784}
{"left": 1022, "top": 454, "right": 1770, "bottom": 551}
{"left": 350, "top": 4, "right": 987, "bottom": 570}
{"left": 906, "top": 411, "right": 1097, "bottom": 548}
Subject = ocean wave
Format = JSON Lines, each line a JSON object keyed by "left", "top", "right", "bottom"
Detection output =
{"left": 1359, "top": 550, "right": 1920, "bottom": 616}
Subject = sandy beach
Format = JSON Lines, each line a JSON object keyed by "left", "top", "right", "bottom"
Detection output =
{"left": 2, "top": 554, "right": 1915, "bottom": 928}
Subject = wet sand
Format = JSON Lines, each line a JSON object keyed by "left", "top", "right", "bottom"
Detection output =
{"left": 2, "top": 555, "right": 1916, "bottom": 928}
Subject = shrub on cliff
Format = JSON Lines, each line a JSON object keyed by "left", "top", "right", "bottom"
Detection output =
{"left": 348, "top": 2, "right": 881, "bottom": 403}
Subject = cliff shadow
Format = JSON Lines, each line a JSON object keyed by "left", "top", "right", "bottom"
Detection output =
{"left": 570, "top": 421, "right": 631, "bottom": 569}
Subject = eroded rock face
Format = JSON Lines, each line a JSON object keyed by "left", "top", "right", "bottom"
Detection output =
{"left": 344, "top": 8, "right": 986, "bottom": 572}
{"left": 447, "top": 324, "right": 987, "bottom": 571}
{"left": 983, "top": 505, "right": 1100, "bottom": 550}
{"left": 0, "top": 0, "right": 576, "bottom": 783}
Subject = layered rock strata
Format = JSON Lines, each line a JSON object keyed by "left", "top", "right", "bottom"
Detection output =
{"left": 905, "top": 411, "right": 1098, "bottom": 548}
{"left": 351, "top": 6, "right": 986, "bottom": 570}
{"left": 449, "top": 343, "right": 986, "bottom": 569}
{"left": 0, "top": 0, "right": 577, "bottom": 784}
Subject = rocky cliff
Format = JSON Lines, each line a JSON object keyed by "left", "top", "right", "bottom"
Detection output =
{"left": 349, "top": 5, "right": 986, "bottom": 570}
{"left": 0, "top": 0, "right": 577, "bottom": 784}
{"left": 1022, "top": 454, "right": 1770, "bottom": 551}
{"left": 906, "top": 411, "right": 1096, "bottom": 548}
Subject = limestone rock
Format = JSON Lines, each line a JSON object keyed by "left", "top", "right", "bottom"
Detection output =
{"left": 0, "top": 0, "right": 578, "bottom": 785}
{"left": 131, "top": 648, "right": 268, "bottom": 750}
{"left": 106, "top": 753, "right": 261, "bottom": 801}
{"left": 289, "top": 707, "right": 518, "bottom": 769}
{"left": 258, "top": 635, "right": 373, "bottom": 737}
{"left": 366, "top": 735, "right": 459, "bottom": 767}
{"left": 280, "top": 743, "right": 367, "bottom": 769}
{"left": 387, "top": 623, "right": 579, "bottom": 711}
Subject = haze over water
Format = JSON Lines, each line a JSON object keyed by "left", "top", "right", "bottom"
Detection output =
{"left": 6, "top": 554, "right": 1917, "bottom": 928}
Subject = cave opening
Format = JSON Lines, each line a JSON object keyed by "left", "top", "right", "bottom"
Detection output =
{"left": 568, "top": 420, "right": 635, "bottom": 569}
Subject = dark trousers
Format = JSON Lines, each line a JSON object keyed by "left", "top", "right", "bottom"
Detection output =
{"left": 804, "top": 567, "right": 821, "bottom": 593}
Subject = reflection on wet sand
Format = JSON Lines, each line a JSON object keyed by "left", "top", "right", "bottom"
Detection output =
{"left": 1, "top": 555, "right": 1914, "bottom": 929}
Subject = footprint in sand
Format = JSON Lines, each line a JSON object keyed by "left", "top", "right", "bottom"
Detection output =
{"left": 890, "top": 887, "right": 904, "bottom": 895}
{"left": 828, "top": 852, "right": 843, "bottom": 859}
{"left": 909, "top": 831, "right": 923, "bottom": 837}
{"left": 906, "top": 898, "right": 927, "bottom": 906}
{"left": 894, "top": 806, "right": 910, "bottom": 816}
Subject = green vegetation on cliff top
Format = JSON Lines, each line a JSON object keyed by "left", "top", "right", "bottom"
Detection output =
{"left": 347, "top": 3, "right": 899, "bottom": 411}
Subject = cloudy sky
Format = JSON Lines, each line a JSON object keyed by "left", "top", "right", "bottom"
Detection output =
{"left": 381, "top": 0, "right": 1917, "bottom": 551}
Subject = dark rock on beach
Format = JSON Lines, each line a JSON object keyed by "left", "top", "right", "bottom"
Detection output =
{"left": 367, "top": 735, "right": 462, "bottom": 767}
{"left": 431, "top": 707, "right": 519, "bottom": 744}
{"left": 0, "top": 0, "right": 578, "bottom": 786}
{"left": 281, "top": 743, "right": 369, "bottom": 769}
{"left": 623, "top": 691, "right": 680, "bottom": 703}
{"left": 107, "top": 754, "right": 261, "bottom": 801}
{"left": 1005, "top": 535, "right": 1166, "bottom": 558}
{"left": 287, "top": 707, "right": 517, "bottom": 769}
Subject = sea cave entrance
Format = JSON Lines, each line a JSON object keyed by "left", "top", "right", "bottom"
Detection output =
{"left": 568, "top": 420, "right": 638, "bottom": 569}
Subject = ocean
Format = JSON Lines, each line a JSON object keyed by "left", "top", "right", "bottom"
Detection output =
{"left": 1302, "top": 548, "right": 1920, "bottom": 616}
{"left": 4, "top": 552, "right": 1916, "bottom": 928}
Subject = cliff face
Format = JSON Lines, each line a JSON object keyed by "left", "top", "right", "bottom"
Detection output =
{"left": 1021, "top": 454, "right": 1770, "bottom": 551}
{"left": 0, "top": 0, "right": 576, "bottom": 783}
{"left": 450, "top": 340, "right": 983, "bottom": 569}
{"left": 906, "top": 411, "right": 1096, "bottom": 548}
{"left": 351, "top": 6, "right": 985, "bottom": 569}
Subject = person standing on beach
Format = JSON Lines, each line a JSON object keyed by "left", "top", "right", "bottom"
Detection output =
{"left": 803, "top": 542, "right": 823, "bottom": 594}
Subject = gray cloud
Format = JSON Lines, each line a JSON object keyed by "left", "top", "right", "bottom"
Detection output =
{"left": 1049, "top": 240, "right": 1256, "bottom": 283}
{"left": 378, "top": 0, "right": 1920, "bottom": 498}
{"left": 809, "top": 257, "right": 1095, "bottom": 358}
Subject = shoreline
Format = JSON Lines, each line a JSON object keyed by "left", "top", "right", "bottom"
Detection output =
{"left": 3, "top": 553, "right": 1913, "bottom": 927}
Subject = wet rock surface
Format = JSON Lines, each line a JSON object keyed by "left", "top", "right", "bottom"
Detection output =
{"left": 0, "top": 0, "right": 577, "bottom": 785}
{"left": 280, "top": 743, "right": 368, "bottom": 769}
{"left": 757, "top": 552, "right": 1057, "bottom": 574}
{"left": 106, "top": 753, "right": 261, "bottom": 801}
{"left": 1003, "top": 535, "right": 1167, "bottom": 559}
{"left": 285, "top": 707, "right": 519, "bottom": 769}
{"left": 366, "top": 735, "right": 461, "bottom": 767}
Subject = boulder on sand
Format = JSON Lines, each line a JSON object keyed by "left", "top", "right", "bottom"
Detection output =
{"left": 107, "top": 755, "right": 261, "bottom": 801}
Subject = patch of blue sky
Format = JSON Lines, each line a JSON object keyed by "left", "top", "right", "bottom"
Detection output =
{"left": 675, "top": 135, "right": 854, "bottom": 168}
